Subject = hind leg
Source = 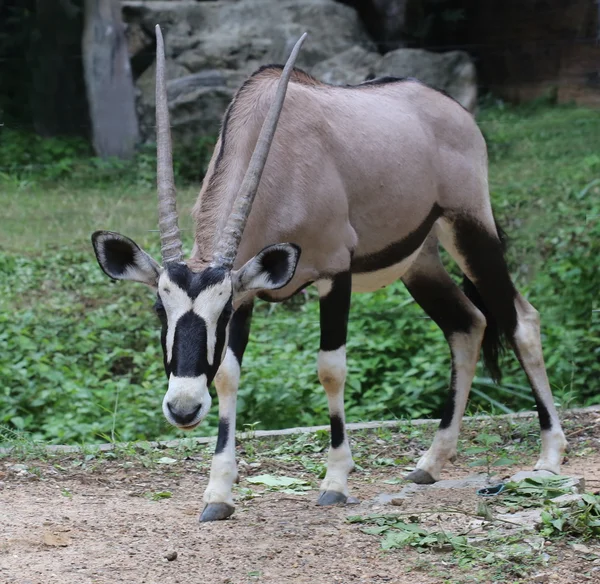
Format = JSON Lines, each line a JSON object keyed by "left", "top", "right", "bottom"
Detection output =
{"left": 513, "top": 294, "right": 567, "bottom": 473}
{"left": 437, "top": 216, "right": 567, "bottom": 474}
{"left": 402, "top": 237, "right": 486, "bottom": 483}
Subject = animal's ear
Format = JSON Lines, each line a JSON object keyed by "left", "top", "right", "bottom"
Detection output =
{"left": 232, "top": 243, "right": 301, "bottom": 295}
{"left": 91, "top": 231, "right": 162, "bottom": 288}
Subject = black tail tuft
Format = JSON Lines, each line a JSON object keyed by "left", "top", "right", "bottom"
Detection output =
{"left": 462, "top": 275, "right": 506, "bottom": 382}
{"left": 460, "top": 218, "right": 513, "bottom": 383}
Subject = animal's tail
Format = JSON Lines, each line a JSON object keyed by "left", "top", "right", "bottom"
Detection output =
{"left": 461, "top": 221, "right": 514, "bottom": 383}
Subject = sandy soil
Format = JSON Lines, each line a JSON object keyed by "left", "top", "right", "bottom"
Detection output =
{"left": 1, "top": 413, "right": 599, "bottom": 584}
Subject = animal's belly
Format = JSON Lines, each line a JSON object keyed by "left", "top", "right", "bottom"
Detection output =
{"left": 351, "top": 247, "right": 421, "bottom": 293}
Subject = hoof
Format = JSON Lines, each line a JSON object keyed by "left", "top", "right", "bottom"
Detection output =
{"left": 405, "top": 468, "right": 436, "bottom": 485}
{"left": 199, "top": 503, "right": 235, "bottom": 522}
{"left": 317, "top": 490, "right": 348, "bottom": 506}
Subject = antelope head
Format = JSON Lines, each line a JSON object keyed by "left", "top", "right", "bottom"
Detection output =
{"left": 92, "top": 27, "right": 305, "bottom": 430}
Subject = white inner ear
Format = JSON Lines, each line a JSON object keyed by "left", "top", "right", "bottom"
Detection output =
{"left": 122, "top": 248, "right": 162, "bottom": 287}
{"left": 234, "top": 245, "right": 296, "bottom": 293}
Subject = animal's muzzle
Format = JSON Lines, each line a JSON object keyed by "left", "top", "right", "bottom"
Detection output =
{"left": 166, "top": 402, "right": 201, "bottom": 426}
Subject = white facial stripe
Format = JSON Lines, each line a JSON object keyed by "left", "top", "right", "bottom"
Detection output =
{"left": 159, "top": 272, "right": 232, "bottom": 367}
{"left": 192, "top": 278, "right": 231, "bottom": 366}
{"left": 158, "top": 273, "right": 193, "bottom": 363}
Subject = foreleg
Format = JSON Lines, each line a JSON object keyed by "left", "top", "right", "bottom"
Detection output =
{"left": 316, "top": 273, "right": 355, "bottom": 505}
{"left": 200, "top": 302, "right": 253, "bottom": 522}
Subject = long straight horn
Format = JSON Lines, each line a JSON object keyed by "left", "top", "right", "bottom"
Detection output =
{"left": 155, "top": 24, "right": 183, "bottom": 264}
{"left": 213, "top": 33, "right": 308, "bottom": 269}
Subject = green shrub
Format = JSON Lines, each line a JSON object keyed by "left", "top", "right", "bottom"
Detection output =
{"left": 0, "top": 103, "right": 598, "bottom": 444}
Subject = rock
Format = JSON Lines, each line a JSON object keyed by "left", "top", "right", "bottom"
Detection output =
{"left": 164, "top": 551, "right": 178, "bottom": 561}
{"left": 312, "top": 46, "right": 477, "bottom": 112}
{"left": 510, "top": 470, "right": 556, "bottom": 482}
{"left": 374, "top": 474, "right": 492, "bottom": 505}
{"left": 312, "top": 46, "right": 380, "bottom": 85}
{"left": 124, "top": 0, "right": 375, "bottom": 142}
{"left": 571, "top": 543, "right": 600, "bottom": 556}
{"left": 375, "top": 49, "right": 477, "bottom": 112}
{"left": 504, "top": 508, "right": 543, "bottom": 529}
{"left": 551, "top": 493, "right": 585, "bottom": 505}
{"left": 337, "top": 1, "right": 410, "bottom": 52}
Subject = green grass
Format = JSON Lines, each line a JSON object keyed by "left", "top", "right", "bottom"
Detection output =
{"left": 0, "top": 182, "right": 199, "bottom": 254}
{"left": 0, "top": 102, "right": 599, "bottom": 445}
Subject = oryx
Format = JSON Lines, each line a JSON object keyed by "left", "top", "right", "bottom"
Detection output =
{"left": 92, "top": 28, "right": 567, "bottom": 522}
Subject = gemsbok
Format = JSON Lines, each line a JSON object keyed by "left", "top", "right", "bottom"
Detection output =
{"left": 92, "top": 28, "right": 567, "bottom": 521}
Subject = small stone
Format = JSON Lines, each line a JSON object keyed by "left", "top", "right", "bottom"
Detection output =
{"left": 531, "top": 573, "right": 550, "bottom": 583}
{"left": 164, "top": 551, "right": 178, "bottom": 562}
{"left": 571, "top": 543, "right": 599, "bottom": 556}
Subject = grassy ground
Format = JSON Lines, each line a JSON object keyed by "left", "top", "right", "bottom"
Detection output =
{"left": 2, "top": 409, "right": 600, "bottom": 583}
{"left": 0, "top": 102, "right": 598, "bottom": 445}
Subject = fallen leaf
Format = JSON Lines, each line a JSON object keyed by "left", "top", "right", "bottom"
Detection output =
{"left": 156, "top": 457, "right": 178, "bottom": 465}
{"left": 246, "top": 474, "right": 308, "bottom": 488}
{"left": 43, "top": 532, "right": 71, "bottom": 547}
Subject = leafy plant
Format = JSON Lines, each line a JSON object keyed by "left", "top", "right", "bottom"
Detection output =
{"left": 541, "top": 494, "right": 600, "bottom": 539}
{"left": 464, "top": 432, "right": 517, "bottom": 477}
{"left": 0, "top": 103, "right": 599, "bottom": 444}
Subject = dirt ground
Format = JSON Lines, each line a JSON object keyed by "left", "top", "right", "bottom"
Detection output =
{"left": 1, "top": 411, "right": 600, "bottom": 584}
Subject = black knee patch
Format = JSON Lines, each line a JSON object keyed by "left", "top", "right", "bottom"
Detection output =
{"left": 214, "top": 418, "right": 229, "bottom": 455}
{"left": 330, "top": 414, "right": 345, "bottom": 448}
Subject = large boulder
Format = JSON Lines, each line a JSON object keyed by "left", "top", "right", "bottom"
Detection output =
{"left": 123, "top": 0, "right": 375, "bottom": 142}
{"left": 312, "top": 46, "right": 477, "bottom": 112}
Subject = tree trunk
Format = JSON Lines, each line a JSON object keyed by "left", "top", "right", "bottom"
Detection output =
{"left": 82, "top": 0, "right": 139, "bottom": 159}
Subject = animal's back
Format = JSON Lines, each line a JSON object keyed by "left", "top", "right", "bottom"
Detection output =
{"left": 254, "top": 73, "right": 489, "bottom": 261}
{"left": 199, "top": 70, "right": 490, "bottom": 289}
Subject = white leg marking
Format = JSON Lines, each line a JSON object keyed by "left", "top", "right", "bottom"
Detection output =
{"left": 203, "top": 348, "right": 239, "bottom": 506}
{"left": 416, "top": 325, "right": 484, "bottom": 481}
{"left": 513, "top": 295, "right": 567, "bottom": 473}
{"left": 318, "top": 347, "right": 354, "bottom": 495}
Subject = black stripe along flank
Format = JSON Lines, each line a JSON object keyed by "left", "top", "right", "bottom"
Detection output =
{"left": 351, "top": 204, "right": 442, "bottom": 274}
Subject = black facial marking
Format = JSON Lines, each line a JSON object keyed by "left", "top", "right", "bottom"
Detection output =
{"left": 453, "top": 216, "right": 518, "bottom": 382}
{"left": 214, "top": 418, "right": 230, "bottom": 455}
{"left": 165, "top": 264, "right": 228, "bottom": 300}
{"left": 170, "top": 311, "right": 208, "bottom": 378}
{"left": 330, "top": 414, "right": 345, "bottom": 449}
{"left": 351, "top": 204, "right": 442, "bottom": 274}
{"left": 319, "top": 272, "right": 352, "bottom": 352}
{"left": 228, "top": 303, "right": 254, "bottom": 365}
{"left": 155, "top": 296, "right": 170, "bottom": 378}
{"left": 100, "top": 238, "right": 135, "bottom": 276}
{"left": 213, "top": 299, "right": 233, "bottom": 371}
